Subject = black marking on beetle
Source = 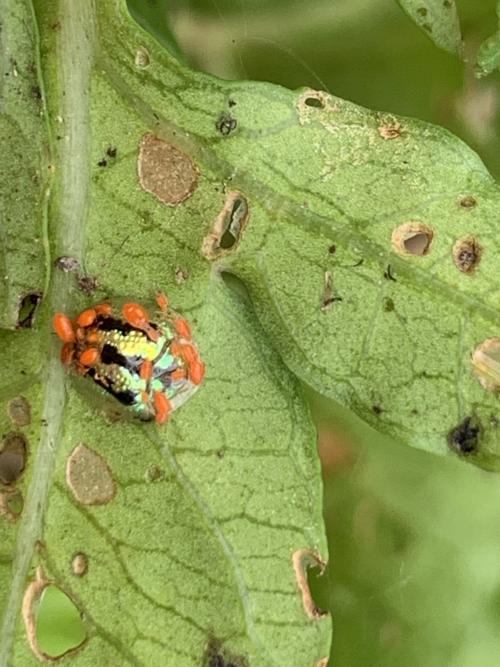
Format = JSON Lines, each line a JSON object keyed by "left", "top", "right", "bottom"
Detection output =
{"left": 95, "top": 316, "right": 137, "bottom": 336}
{"left": 448, "top": 416, "right": 481, "bottom": 455}
{"left": 100, "top": 344, "right": 128, "bottom": 368}
{"left": 87, "top": 369, "right": 136, "bottom": 407}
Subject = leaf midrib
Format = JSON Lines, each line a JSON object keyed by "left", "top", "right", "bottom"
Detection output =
{"left": 0, "top": 2, "right": 97, "bottom": 663}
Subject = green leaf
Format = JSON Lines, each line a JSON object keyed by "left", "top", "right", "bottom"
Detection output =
{"left": 395, "top": 0, "right": 462, "bottom": 55}
{"left": 0, "top": 0, "right": 48, "bottom": 328}
{"left": 0, "top": 1, "right": 329, "bottom": 664}
{"left": 476, "top": 1, "right": 500, "bottom": 77}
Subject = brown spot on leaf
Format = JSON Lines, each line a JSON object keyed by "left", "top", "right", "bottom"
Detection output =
{"left": 321, "top": 270, "right": 342, "bottom": 311}
{"left": 0, "top": 489, "right": 23, "bottom": 521}
{"left": 317, "top": 659, "right": 329, "bottom": 667}
{"left": 54, "top": 255, "right": 80, "bottom": 273}
{"left": 378, "top": 123, "right": 403, "bottom": 140}
{"left": 204, "top": 637, "right": 248, "bottom": 667}
{"left": 459, "top": 195, "right": 477, "bottom": 209}
{"left": 138, "top": 133, "right": 199, "bottom": 206}
{"left": 77, "top": 273, "right": 100, "bottom": 293}
{"left": 145, "top": 465, "right": 165, "bottom": 483}
{"left": 202, "top": 191, "right": 249, "bottom": 259}
{"left": 453, "top": 236, "right": 482, "bottom": 274}
{"left": 391, "top": 221, "right": 433, "bottom": 256}
{"left": 0, "top": 432, "right": 27, "bottom": 484}
{"left": 7, "top": 396, "right": 31, "bottom": 427}
{"left": 175, "top": 267, "right": 189, "bottom": 284}
{"left": 66, "top": 444, "right": 116, "bottom": 505}
{"left": 472, "top": 338, "right": 500, "bottom": 391}
{"left": 292, "top": 549, "right": 329, "bottom": 620}
{"left": 71, "top": 553, "right": 88, "bottom": 577}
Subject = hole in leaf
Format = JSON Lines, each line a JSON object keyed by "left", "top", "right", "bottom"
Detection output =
{"left": 304, "top": 97, "right": 324, "bottom": 109}
{"left": 391, "top": 222, "right": 433, "bottom": 256}
{"left": 453, "top": 236, "right": 482, "bottom": 274}
{"left": 448, "top": 416, "right": 481, "bottom": 455}
{"left": 17, "top": 293, "right": 42, "bottom": 329}
{"left": 203, "top": 192, "right": 249, "bottom": 259}
{"left": 472, "top": 338, "right": 500, "bottom": 391}
{"left": 292, "top": 549, "right": 329, "bottom": 620}
{"left": 297, "top": 89, "right": 329, "bottom": 114}
{"left": 7, "top": 395, "right": 31, "bottom": 427}
{"left": 0, "top": 432, "right": 27, "bottom": 484}
{"left": 35, "top": 585, "right": 86, "bottom": 658}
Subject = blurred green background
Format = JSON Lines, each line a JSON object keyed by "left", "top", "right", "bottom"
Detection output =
{"left": 126, "top": 1, "right": 500, "bottom": 665}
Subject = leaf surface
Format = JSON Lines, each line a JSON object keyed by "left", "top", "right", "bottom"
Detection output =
{"left": 395, "top": 0, "right": 462, "bottom": 55}
{"left": 476, "top": 1, "right": 500, "bottom": 77}
{"left": 0, "top": 1, "right": 330, "bottom": 665}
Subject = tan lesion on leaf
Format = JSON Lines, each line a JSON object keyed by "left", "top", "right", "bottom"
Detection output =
{"left": 138, "top": 133, "right": 199, "bottom": 206}
{"left": 22, "top": 567, "right": 50, "bottom": 662}
{"left": 66, "top": 443, "right": 116, "bottom": 505}
{"left": 391, "top": 221, "right": 433, "bottom": 257}
{"left": 292, "top": 549, "right": 329, "bottom": 620}
{"left": 316, "top": 658, "right": 329, "bottom": 667}
{"left": 202, "top": 191, "right": 249, "bottom": 260}
{"left": 7, "top": 395, "right": 31, "bottom": 426}
{"left": 0, "top": 489, "right": 23, "bottom": 522}
{"left": 378, "top": 122, "right": 404, "bottom": 140}
{"left": 0, "top": 432, "right": 27, "bottom": 484}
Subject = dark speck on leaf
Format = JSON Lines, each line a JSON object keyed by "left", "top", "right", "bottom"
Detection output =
{"left": 448, "top": 417, "right": 480, "bottom": 455}
{"left": 106, "top": 146, "right": 117, "bottom": 158}
{"left": 384, "top": 265, "right": 396, "bottom": 281}
{"left": 97, "top": 158, "right": 107, "bottom": 167}
{"left": 217, "top": 114, "right": 237, "bottom": 136}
